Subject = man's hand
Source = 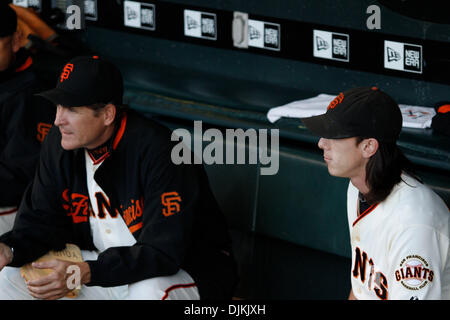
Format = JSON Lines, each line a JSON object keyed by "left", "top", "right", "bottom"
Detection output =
{"left": 0, "top": 243, "right": 13, "bottom": 271}
{"left": 26, "top": 260, "right": 90, "bottom": 300}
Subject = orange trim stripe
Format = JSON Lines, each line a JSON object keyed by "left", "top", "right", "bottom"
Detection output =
{"left": 352, "top": 203, "right": 380, "bottom": 227}
{"left": 86, "top": 112, "right": 127, "bottom": 164}
{"left": 128, "top": 222, "right": 143, "bottom": 234}
{"left": 15, "top": 56, "right": 32, "bottom": 72}
{"left": 113, "top": 113, "right": 127, "bottom": 150}
{"left": 87, "top": 150, "right": 111, "bottom": 165}
{"left": 161, "top": 283, "right": 197, "bottom": 300}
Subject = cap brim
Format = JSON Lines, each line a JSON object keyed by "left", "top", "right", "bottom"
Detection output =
{"left": 301, "top": 113, "right": 355, "bottom": 139}
{"left": 36, "top": 88, "right": 93, "bottom": 107}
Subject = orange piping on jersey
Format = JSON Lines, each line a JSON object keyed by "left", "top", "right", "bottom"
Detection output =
{"left": 86, "top": 113, "right": 127, "bottom": 164}
{"left": 113, "top": 113, "right": 127, "bottom": 150}
{"left": 352, "top": 203, "right": 380, "bottom": 227}
{"left": 128, "top": 222, "right": 143, "bottom": 234}
{"left": 161, "top": 283, "right": 197, "bottom": 300}
{"left": 87, "top": 150, "right": 111, "bottom": 165}
{"left": 15, "top": 56, "right": 32, "bottom": 72}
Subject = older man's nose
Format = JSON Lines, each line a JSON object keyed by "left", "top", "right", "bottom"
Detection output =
{"left": 54, "top": 105, "right": 66, "bottom": 126}
{"left": 318, "top": 137, "right": 329, "bottom": 150}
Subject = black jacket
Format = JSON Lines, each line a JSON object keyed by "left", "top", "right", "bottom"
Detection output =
{"left": 0, "top": 49, "right": 55, "bottom": 207}
{"left": 0, "top": 110, "right": 238, "bottom": 299}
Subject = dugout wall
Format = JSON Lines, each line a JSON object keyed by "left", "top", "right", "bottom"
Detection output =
{"left": 15, "top": 0, "right": 450, "bottom": 299}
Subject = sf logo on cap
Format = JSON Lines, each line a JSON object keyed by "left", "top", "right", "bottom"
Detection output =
{"left": 327, "top": 92, "right": 344, "bottom": 110}
{"left": 60, "top": 63, "right": 74, "bottom": 82}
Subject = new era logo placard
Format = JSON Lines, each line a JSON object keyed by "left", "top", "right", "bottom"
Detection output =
{"left": 386, "top": 47, "right": 401, "bottom": 62}
{"left": 384, "top": 40, "right": 422, "bottom": 74}
{"left": 313, "top": 30, "right": 349, "bottom": 62}
{"left": 84, "top": 0, "right": 98, "bottom": 21}
{"left": 13, "top": 0, "right": 41, "bottom": 11}
{"left": 315, "top": 35, "right": 329, "bottom": 51}
{"left": 184, "top": 9, "right": 217, "bottom": 40}
{"left": 248, "top": 19, "right": 281, "bottom": 51}
{"left": 404, "top": 44, "right": 422, "bottom": 72}
{"left": 124, "top": 1, "right": 156, "bottom": 31}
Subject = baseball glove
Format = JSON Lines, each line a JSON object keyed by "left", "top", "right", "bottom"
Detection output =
{"left": 20, "top": 243, "right": 83, "bottom": 298}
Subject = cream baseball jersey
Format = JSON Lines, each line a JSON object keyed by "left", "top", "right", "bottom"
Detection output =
{"left": 347, "top": 174, "right": 450, "bottom": 300}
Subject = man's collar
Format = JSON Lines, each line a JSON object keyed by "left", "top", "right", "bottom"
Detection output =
{"left": 86, "top": 112, "right": 128, "bottom": 165}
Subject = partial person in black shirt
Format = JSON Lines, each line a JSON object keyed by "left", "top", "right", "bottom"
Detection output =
{"left": 0, "top": 4, "right": 55, "bottom": 233}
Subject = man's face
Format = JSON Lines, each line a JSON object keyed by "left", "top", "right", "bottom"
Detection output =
{"left": 54, "top": 105, "right": 111, "bottom": 150}
{"left": 318, "top": 137, "right": 367, "bottom": 179}
{"left": 0, "top": 35, "right": 15, "bottom": 72}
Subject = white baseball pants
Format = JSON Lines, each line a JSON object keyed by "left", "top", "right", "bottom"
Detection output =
{"left": 0, "top": 207, "right": 17, "bottom": 236}
{"left": 0, "top": 250, "right": 199, "bottom": 300}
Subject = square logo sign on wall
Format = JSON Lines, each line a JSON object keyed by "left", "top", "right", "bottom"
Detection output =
{"left": 248, "top": 19, "right": 281, "bottom": 51}
{"left": 124, "top": 1, "right": 156, "bottom": 31}
{"left": 13, "top": 0, "right": 41, "bottom": 11}
{"left": 384, "top": 40, "right": 422, "bottom": 74}
{"left": 84, "top": 0, "right": 98, "bottom": 21}
{"left": 313, "top": 30, "right": 349, "bottom": 62}
{"left": 184, "top": 9, "right": 217, "bottom": 40}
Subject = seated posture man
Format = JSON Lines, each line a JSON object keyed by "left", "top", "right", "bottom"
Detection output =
{"left": 0, "top": 4, "right": 55, "bottom": 234}
{"left": 301, "top": 87, "right": 449, "bottom": 300}
{"left": 0, "top": 56, "right": 238, "bottom": 300}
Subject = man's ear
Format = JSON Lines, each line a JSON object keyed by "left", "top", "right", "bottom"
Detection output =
{"left": 11, "top": 30, "right": 23, "bottom": 53}
{"left": 360, "top": 138, "right": 379, "bottom": 159}
{"left": 103, "top": 104, "right": 116, "bottom": 126}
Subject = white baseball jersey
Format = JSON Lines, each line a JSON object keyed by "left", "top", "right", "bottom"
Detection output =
{"left": 85, "top": 150, "right": 136, "bottom": 251}
{"left": 348, "top": 173, "right": 450, "bottom": 300}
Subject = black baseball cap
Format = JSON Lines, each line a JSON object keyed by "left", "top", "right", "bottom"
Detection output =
{"left": 37, "top": 55, "right": 123, "bottom": 107}
{"left": 301, "top": 87, "right": 402, "bottom": 142}
{"left": 0, "top": 4, "right": 17, "bottom": 37}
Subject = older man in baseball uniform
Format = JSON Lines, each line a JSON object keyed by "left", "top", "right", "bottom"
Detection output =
{"left": 0, "top": 55, "right": 238, "bottom": 300}
{"left": 301, "top": 87, "right": 449, "bottom": 300}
